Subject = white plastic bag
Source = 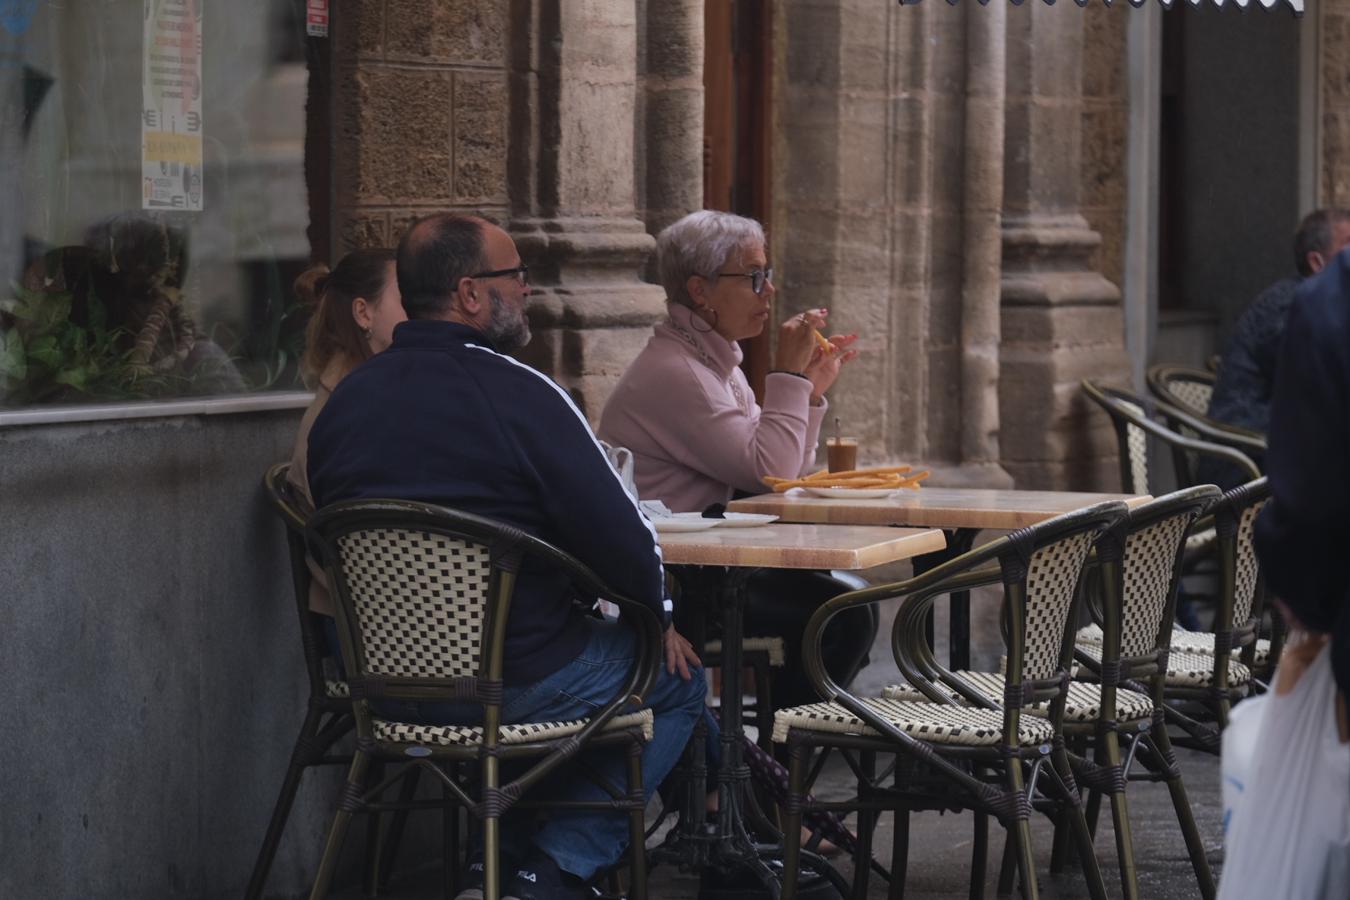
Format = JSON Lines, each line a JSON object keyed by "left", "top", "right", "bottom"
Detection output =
{"left": 1219, "top": 687, "right": 1267, "bottom": 838}
{"left": 1217, "top": 641, "right": 1350, "bottom": 899}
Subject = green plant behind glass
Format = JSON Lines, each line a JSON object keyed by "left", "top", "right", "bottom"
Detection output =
{"left": 0, "top": 282, "right": 189, "bottom": 405}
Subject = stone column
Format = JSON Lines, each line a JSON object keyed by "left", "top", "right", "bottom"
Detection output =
{"left": 638, "top": 0, "right": 704, "bottom": 241}
{"left": 957, "top": 1, "right": 1009, "bottom": 483}
{"left": 999, "top": 1, "right": 1129, "bottom": 490}
{"left": 508, "top": 0, "right": 667, "bottom": 418}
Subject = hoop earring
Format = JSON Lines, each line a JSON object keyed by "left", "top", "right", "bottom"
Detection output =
{"left": 690, "top": 306, "right": 717, "bottom": 333}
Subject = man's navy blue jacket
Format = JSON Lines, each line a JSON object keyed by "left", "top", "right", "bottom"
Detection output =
{"left": 308, "top": 319, "right": 668, "bottom": 685}
{"left": 1255, "top": 250, "right": 1350, "bottom": 697}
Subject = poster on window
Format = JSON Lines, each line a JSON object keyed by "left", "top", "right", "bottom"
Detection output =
{"left": 306, "top": 0, "right": 329, "bottom": 37}
{"left": 142, "top": 0, "right": 203, "bottom": 211}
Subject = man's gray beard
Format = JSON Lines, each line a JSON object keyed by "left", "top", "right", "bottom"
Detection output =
{"left": 486, "top": 286, "right": 530, "bottom": 353}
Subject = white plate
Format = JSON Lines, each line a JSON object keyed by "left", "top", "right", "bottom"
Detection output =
{"left": 650, "top": 515, "right": 720, "bottom": 533}
{"left": 716, "top": 512, "right": 779, "bottom": 527}
{"left": 802, "top": 487, "right": 897, "bottom": 499}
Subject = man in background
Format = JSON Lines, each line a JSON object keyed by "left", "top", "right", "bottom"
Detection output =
{"left": 1207, "top": 207, "right": 1350, "bottom": 437}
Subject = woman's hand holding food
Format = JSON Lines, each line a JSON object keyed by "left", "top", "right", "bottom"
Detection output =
{"left": 805, "top": 332, "right": 859, "bottom": 403}
{"left": 775, "top": 308, "right": 829, "bottom": 373}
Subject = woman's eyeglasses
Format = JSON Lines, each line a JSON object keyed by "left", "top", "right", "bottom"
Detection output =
{"left": 712, "top": 267, "right": 773, "bottom": 295}
{"left": 471, "top": 264, "right": 530, "bottom": 287}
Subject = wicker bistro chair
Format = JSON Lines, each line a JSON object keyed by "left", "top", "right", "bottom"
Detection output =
{"left": 1146, "top": 364, "right": 1267, "bottom": 463}
{"left": 248, "top": 464, "right": 360, "bottom": 900}
{"left": 1081, "top": 380, "right": 1260, "bottom": 497}
{"left": 878, "top": 488, "right": 1220, "bottom": 899}
{"left": 1129, "top": 478, "right": 1271, "bottom": 751}
{"left": 304, "top": 499, "right": 664, "bottom": 900}
{"left": 1078, "top": 388, "right": 1279, "bottom": 685}
{"left": 773, "top": 501, "right": 1129, "bottom": 900}
{"left": 1145, "top": 364, "right": 1216, "bottom": 419}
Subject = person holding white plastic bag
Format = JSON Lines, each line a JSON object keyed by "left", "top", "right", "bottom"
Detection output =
{"left": 1218, "top": 245, "right": 1350, "bottom": 898}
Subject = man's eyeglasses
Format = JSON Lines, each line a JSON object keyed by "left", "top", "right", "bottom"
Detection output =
{"left": 712, "top": 267, "right": 773, "bottom": 295}
{"left": 471, "top": 264, "right": 530, "bottom": 287}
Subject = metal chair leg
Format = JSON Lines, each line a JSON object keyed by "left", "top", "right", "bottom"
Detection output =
{"left": 363, "top": 761, "right": 387, "bottom": 897}
{"left": 626, "top": 739, "right": 648, "bottom": 900}
{"left": 1151, "top": 728, "right": 1217, "bottom": 899}
{"left": 372, "top": 764, "right": 424, "bottom": 890}
{"left": 849, "top": 751, "right": 877, "bottom": 900}
{"left": 996, "top": 830, "right": 1016, "bottom": 896}
{"left": 969, "top": 811, "right": 987, "bottom": 900}
{"left": 1100, "top": 732, "right": 1140, "bottom": 900}
{"left": 1048, "top": 751, "right": 1107, "bottom": 900}
{"left": 309, "top": 750, "right": 373, "bottom": 900}
{"left": 1004, "top": 763, "right": 1039, "bottom": 900}
{"left": 443, "top": 776, "right": 459, "bottom": 900}
{"left": 780, "top": 740, "right": 807, "bottom": 900}
{"left": 246, "top": 708, "right": 325, "bottom": 900}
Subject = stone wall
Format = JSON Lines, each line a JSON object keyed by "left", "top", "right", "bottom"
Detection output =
{"left": 773, "top": 2, "right": 970, "bottom": 471}
{"left": 332, "top": 1, "right": 510, "bottom": 251}
{"left": 1322, "top": 0, "right": 1350, "bottom": 205}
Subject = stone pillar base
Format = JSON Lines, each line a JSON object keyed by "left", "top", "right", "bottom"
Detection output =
{"left": 1000, "top": 217, "right": 1128, "bottom": 491}
{"left": 511, "top": 217, "right": 666, "bottom": 418}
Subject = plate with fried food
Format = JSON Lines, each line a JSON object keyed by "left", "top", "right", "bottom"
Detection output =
{"left": 763, "top": 465, "right": 930, "bottom": 499}
{"left": 801, "top": 486, "right": 898, "bottom": 499}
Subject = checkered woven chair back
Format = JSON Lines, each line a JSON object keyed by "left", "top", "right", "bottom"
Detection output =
{"left": 1114, "top": 487, "right": 1219, "bottom": 660}
{"left": 1018, "top": 532, "right": 1098, "bottom": 681}
{"left": 335, "top": 527, "right": 491, "bottom": 679}
{"left": 1118, "top": 399, "right": 1151, "bottom": 496}
{"left": 1148, "top": 365, "right": 1215, "bottom": 418}
{"left": 1168, "top": 379, "right": 1213, "bottom": 417}
{"left": 1002, "top": 502, "right": 1129, "bottom": 686}
{"left": 1082, "top": 381, "right": 1155, "bottom": 495}
{"left": 308, "top": 500, "right": 542, "bottom": 690}
{"left": 1212, "top": 479, "right": 1271, "bottom": 629}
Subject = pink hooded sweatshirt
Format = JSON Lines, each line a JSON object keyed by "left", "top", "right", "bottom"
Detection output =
{"left": 598, "top": 302, "right": 828, "bottom": 513}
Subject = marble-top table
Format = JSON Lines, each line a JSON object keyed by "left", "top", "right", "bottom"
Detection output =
{"left": 729, "top": 486, "right": 1149, "bottom": 671}
{"left": 658, "top": 522, "right": 947, "bottom": 569}
{"left": 726, "top": 486, "right": 1150, "bottom": 530}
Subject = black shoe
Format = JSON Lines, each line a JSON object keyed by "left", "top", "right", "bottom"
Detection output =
{"left": 502, "top": 849, "right": 598, "bottom": 900}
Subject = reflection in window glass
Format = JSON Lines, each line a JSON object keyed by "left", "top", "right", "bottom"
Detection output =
{"left": 0, "top": 0, "right": 312, "bottom": 407}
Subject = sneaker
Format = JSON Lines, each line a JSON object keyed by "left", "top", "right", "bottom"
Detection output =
{"left": 454, "top": 855, "right": 485, "bottom": 900}
{"left": 502, "top": 849, "right": 598, "bottom": 900}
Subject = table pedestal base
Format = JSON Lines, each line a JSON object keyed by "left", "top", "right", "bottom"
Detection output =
{"left": 651, "top": 566, "right": 848, "bottom": 899}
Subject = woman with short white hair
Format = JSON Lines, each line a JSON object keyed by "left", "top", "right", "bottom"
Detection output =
{"left": 599, "top": 209, "right": 873, "bottom": 711}
{"left": 600, "top": 210, "right": 856, "bottom": 510}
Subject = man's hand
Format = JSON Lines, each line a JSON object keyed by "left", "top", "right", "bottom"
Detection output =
{"left": 663, "top": 625, "right": 702, "bottom": 680}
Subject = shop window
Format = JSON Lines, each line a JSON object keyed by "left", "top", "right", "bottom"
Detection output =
{"left": 0, "top": 0, "right": 317, "bottom": 408}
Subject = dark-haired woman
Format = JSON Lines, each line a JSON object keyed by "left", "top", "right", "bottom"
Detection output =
{"left": 287, "top": 248, "right": 405, "bottom": 615}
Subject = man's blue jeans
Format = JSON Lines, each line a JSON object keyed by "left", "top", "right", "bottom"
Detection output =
{"left": 395, "top": 619, "right": 708, "bottom": 880}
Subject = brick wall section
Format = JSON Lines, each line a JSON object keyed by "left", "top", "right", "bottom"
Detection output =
{"left": 1080, "top": 3, "right": 1129, "bottom": 291}
{"left": 332, "top": 1, "right": 510, "bottom": 253}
